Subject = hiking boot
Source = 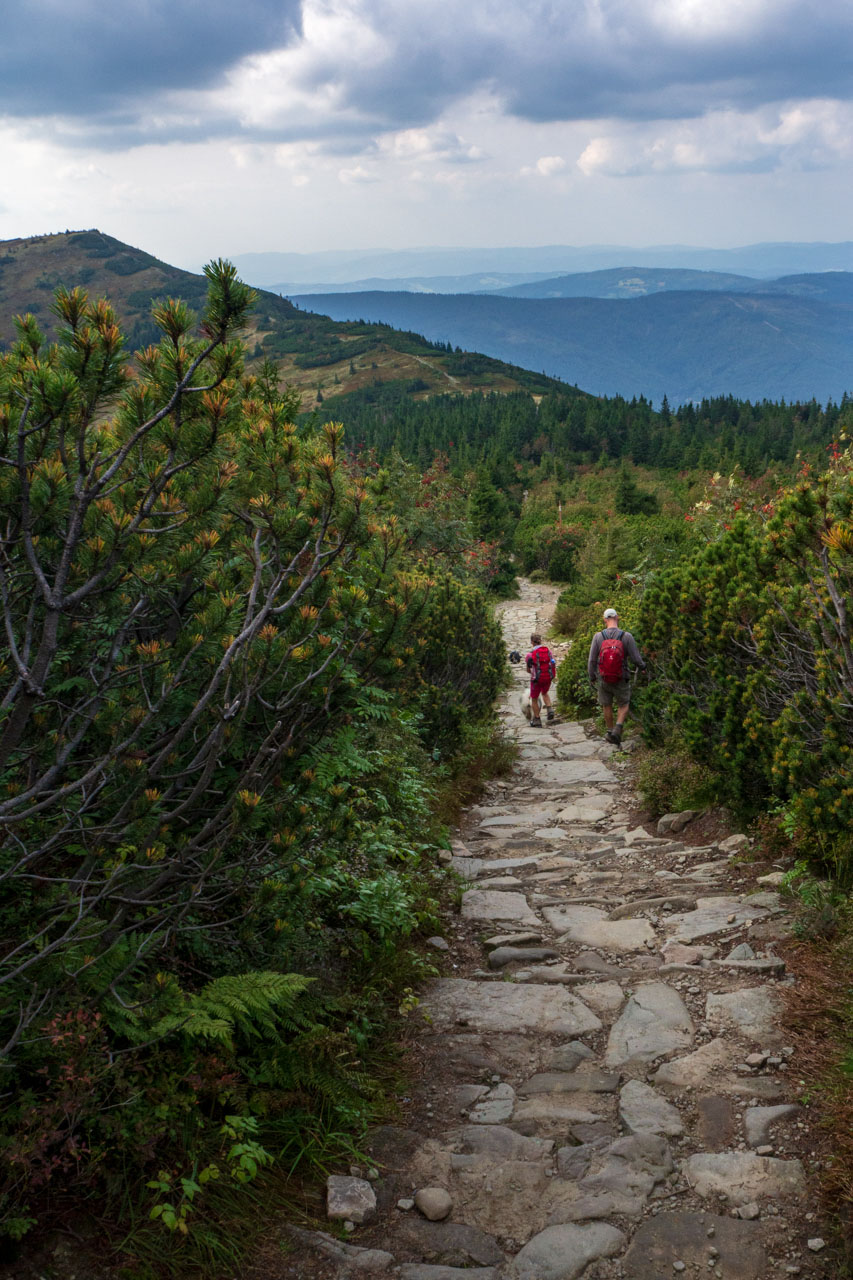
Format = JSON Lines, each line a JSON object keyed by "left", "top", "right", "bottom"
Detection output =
{"left": 609, "top": 726, "right": 623, "bottom": 746}
{"left": 530, "top": 716, "right": 543, "bottom": 727}
{"left": 546, "top": 708, "right": 555, "bottom": 722}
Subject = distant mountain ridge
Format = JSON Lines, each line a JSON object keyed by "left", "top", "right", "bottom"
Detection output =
{"left": 488, "top": 267, "right": 765, "bottom": 299}
{"left": 489, "top": 267, "right": 853, "bottom": 302}
{"left": 266, "top": 271, "right": 559, "bottom": 296}
{"left": 293, "top": 280, "right": 853, "bottom": 405}
{"left": 227, "top": 241, "right": 853, "bottom": 289}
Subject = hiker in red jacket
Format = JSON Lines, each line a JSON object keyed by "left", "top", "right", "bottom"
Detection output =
{"left": 526, "top": 633, "right": 556, "bottom": 728}
{"left": 587, "top": 607, "right": 646, "bottom": 745}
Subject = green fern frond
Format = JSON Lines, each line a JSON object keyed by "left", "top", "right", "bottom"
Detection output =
{"left": 149, "top": 971, "right": 314, "bottom": 1049}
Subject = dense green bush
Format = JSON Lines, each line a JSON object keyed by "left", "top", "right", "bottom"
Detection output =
{"left": 635, "top": 742, "right": 720, "bottom": 816}
{"left": 0, "top": 268, "right": 506, "bottom": 1257}
{"left": 640, "top": 454, "right": 853, "bottom": 876}
{"left": 513, "top": 496, "right": 583, "bottom": 582}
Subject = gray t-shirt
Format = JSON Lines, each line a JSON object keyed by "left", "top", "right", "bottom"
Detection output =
{"left": 587, "top": 627, "right": 646, "bottom": 681}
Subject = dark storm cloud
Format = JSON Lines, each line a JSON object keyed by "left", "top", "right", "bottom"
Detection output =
{"left": 4, "top": 0, "right": 853, "bottom": 147}
{"left": 0, "top": 0, "right": 301, "bottom": 118}
{"left": 318, "top": 0, "right": 853, "bottom": 129}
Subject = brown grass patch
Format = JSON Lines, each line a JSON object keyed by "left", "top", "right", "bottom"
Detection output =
{"left": 779, "top": 931, "right": 853, "bottom": 1265}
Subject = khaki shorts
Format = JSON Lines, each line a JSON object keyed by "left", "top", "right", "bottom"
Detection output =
{"left": 597, "top": 676, "right": 631, "bottom": 708}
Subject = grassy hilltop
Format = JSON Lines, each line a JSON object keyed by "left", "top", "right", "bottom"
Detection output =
{"left": 0, "top": 230, "right": 566, "bottom": 413}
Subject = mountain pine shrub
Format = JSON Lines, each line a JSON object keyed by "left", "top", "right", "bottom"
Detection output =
{"left": 0, "top": 267, "right": 506, "bottom": 1254}
{"left": 640, "top": 448, "right": 853, "bottom": 877}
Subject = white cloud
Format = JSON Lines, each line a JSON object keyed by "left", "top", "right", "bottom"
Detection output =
{"left": 577, "top": 100, "right": 853, "bottom": 177}
{"left": 338, "top": 163, "right": 377, "bottom": 184}
{"left": 535, "top": 155, "right": 567, "bottom": 176}
{"left": 648, "top": 0, "right": 785, "bottom": 40}
{"left": 379, "top": 127, "right": 486, "bottom": 165}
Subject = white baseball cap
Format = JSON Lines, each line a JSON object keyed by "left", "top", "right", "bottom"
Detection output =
{"left": 603, "top": 608, "right": 618, "bottom": 618}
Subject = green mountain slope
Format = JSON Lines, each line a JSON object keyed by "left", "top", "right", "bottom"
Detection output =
{"left": 0, "top": 230, "right": 569, "bottom": 412}
{"left": 293, "top": 286, "right": 853, "bottom": 404}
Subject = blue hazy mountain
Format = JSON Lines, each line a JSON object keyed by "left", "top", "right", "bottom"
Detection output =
{"left": 488, "top": 267, "right": 762, "bottom": 298}
{"left": 228, "top": 242, "right": 853, "bottom": 290}
{"left": 491, "top": 267, "right": 853, "bottom": 301}
{"left": 264, "top": 271, "right": 560, "bottom": 296}
{"left": 292, "top": 275, "right": 853, "bottom": 405}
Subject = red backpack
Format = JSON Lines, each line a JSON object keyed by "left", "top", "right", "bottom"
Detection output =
{"left": 598, "top": 630, "right": 625, "bottom": 683}
{"left": 531, "top": 645, "right": 555, "bottom": 681}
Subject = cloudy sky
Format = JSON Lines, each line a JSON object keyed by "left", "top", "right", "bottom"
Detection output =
{"left": 3, "top": 0, "right": 853, "bottom": 267}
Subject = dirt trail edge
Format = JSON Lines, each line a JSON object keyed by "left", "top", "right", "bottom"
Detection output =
{"left": 302, "top": 579, "right": 836, "bottom": 1280}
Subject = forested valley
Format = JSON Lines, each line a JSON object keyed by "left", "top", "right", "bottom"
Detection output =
{"left": 3, "top": 259, "right": 853, "bottom": 1275}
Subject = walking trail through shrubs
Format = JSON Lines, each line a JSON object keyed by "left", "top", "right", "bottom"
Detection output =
{"left": 282, "top": 579, "right": 838, "bottom": 1280}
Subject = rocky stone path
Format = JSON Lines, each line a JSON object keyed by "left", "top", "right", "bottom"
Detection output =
{"left": 304, "top": 582, "right": 834, "bottom": 1279}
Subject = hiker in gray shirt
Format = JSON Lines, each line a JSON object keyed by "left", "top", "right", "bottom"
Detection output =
{"left": 587, "top": 607, "right": 646, "bottom": 745}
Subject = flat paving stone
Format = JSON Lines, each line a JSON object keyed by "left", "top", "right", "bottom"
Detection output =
{"left": 555, "top": 804, "right": 610, "bottom": 823}
{"left": 705, "top": 985, "right": 785, "bottom": 1044}
{"left": 573, "top": 952, "right": 628, "bottom": 978}
{"left": 696, "top": 1095, "right": 737, "bottom": 1149}
{"left": 546, "top": 1042, "right": 595, "bottom": 1072}
{"left": 682, "top": 1151, "right": 806, "bottom": 1205}
{"left": 469, "top": 1083, "right": 516, "bottom": 1124}
{"left": 605, "top": 982, "right": 694, "bottom": 1067}
{"left": 451, "top": 857, "right": 485, "bottom": 880}
{"left": 548, "top": 723, "right": 589, "bottom": 743}
{"left": 576, "top": 1133, "right": 674, "bottom": 1206}
{"left": 744, "top": 1103, "right": 800, "bottom": 1147}
{"left": 423, "top": 980, "right": 602, "bottom": 1037}
{"left": 574, "top": 981, "right": 626, "bottom": 1015}
{"left": 619, "top": 1079, "right": 684, "bottom": 1137}
{"left": 500, "top": 1222, "right": 626, "bottom": 1280}
{"left": 459, "top": 1125, "right": 553, "bottom": 1161}
{"left": 535, "top": 760, "right": 616, "bottom": 785}
{"left": 518, "top": 1069, "right": 620, "bottom": 1096}
{"left": 511, "top": 1097, "right": 604, "bottom": 1132}
{"left": 665, "top": 895, "right": 773, "bottom": 942}
{"left": 461, "top": 890, "right": 540, "bottom": 927}
{"left": 551, "top": 740, "right": 601, "bottom": 757}
{"left": 542, "top": 904, "right": 656, "bottom": 952}
{"left": 653, "top": 1037, "right": 731, "bottom": 1089}
{"left": 551, "top": 1190, "right": 644, "bottom": 1223}
{"left": 488, "top": 946, "right": 559, "bottom": 969}
{"left": 621, "top": 1212, "right": 767, "bottom": 1279}
{"left": 472, "top": 858, "right": 549, "bottom": 878}
{"left": 483, "top": 931, "right": 543, "bottom": 948}
{"left": 479, "top": 814, "right": 544, "bottom": 827}
{"left": 456, "top": 1084, "right": 489, "bottom": 1109}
